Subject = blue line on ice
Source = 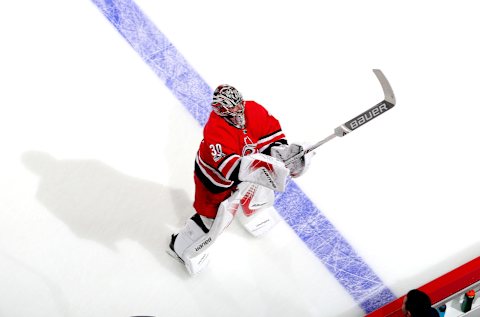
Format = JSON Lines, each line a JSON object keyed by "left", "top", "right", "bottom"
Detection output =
{"left": 91, "top": 0, "right": 396, "bottom": 312}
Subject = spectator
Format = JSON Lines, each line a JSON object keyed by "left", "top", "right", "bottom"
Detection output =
{"left": 402, "top": 289, "right": 440, "bottom": 317}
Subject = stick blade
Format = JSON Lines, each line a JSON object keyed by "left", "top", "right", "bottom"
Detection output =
{"left": 373, "top": 69, "right": 396, "bottom": 105}
{"left": 334, "top": 69, "right": 396, "bottom": 137}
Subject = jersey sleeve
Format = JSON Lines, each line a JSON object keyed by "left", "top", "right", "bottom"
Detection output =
{"left": 252, "top": 102, "right": 288, "bottom": 155}
{"left": 194, "top": 122, "right": 241, "bottom": 193}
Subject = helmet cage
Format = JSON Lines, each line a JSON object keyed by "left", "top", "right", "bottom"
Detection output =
{"left": 212, "top": 85, "right": 246, "bottom": 129}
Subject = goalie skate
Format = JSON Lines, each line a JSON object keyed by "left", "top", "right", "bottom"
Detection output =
{"left": 166, "top": 234, "right": 184, "bottom": 265}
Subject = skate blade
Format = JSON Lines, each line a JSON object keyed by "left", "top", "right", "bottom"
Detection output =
{"left": 166, "top": 248, "right": 185, "bottom": 265}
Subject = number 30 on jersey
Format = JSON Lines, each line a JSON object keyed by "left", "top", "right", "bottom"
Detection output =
{"left": 210, "top": 144, "right": 225, "bottom": 162}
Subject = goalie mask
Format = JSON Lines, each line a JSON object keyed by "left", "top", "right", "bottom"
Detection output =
{"left": 212, "top": 85, "right": 245, "bottom": 129}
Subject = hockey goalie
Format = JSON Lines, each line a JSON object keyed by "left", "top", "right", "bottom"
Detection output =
{"left": 167, "top": 84, "right": 314, "bottom": 275}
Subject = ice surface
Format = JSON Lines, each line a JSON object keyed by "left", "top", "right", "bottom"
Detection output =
{"left": 1, "top": 0, "right": 479, "bottom": 316}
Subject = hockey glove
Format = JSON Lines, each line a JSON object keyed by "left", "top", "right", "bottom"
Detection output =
{"left": 271, "top": 143, "right": 314, "bottom": 178}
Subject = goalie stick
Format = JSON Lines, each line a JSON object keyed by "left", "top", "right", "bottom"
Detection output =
{"left": 284, "top": 69, "right": 396, "bottom": 166}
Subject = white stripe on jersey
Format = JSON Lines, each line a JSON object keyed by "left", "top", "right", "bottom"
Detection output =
{"left": 225, "top": 157, "right": 241, "bottom": 180}
{"left": 196, "top": 154, "right": 233, "bottom": 188}
{"left": 258, "top": 131, "right": 286, "bottom": 153}
{"left": 218, "top": 154, "right": 241, "bottom": 177}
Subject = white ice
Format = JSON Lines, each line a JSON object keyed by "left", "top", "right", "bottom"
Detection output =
{"left": 0, "top": 1, "right": 479, "bottom": 316}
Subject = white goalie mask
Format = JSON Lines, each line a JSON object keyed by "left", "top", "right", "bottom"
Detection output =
{"left": 211, "top": 85, "right": 246, "bottom": 129}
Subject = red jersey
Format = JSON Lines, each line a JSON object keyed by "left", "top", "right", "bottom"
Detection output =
{"left": 193, "top": 101, "right": 287, "bottom": 218}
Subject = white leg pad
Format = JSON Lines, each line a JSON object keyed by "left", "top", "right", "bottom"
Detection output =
{"left": 184, "top": 248, "right": 211, "bottom": 275}
{"left": 172, "top": 215, "right": 211, "bottom": 274}
{"left": 237, "top": 205, "right": 279, "bottom": 237}
{"left": 179, "top": 196, "right": 239, "bottom": 275}
{"left": 237, "top": 183, "right": 279, "bottom": 237}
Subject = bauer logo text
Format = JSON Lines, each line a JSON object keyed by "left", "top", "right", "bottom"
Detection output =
{"left": 348, "top": 103, "right": 389, "bottom": 130}
{"left": 195, "top": 237, "right": 212, "bottom": 252}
